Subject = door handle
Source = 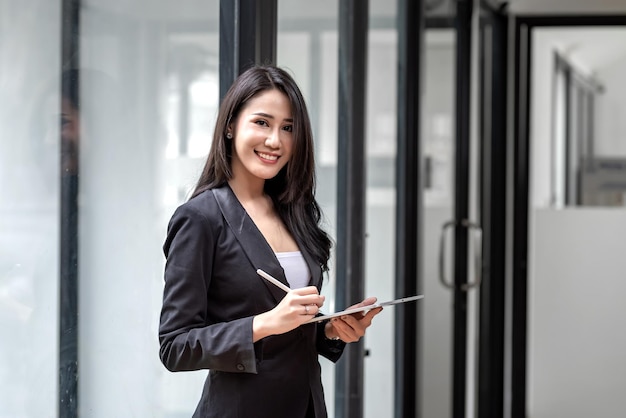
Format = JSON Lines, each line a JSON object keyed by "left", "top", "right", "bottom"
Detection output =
{"left": 439, "top": 219, "right": 483, "bottom": 291}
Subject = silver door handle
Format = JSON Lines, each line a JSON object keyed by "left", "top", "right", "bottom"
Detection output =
{"left": 439, "top": 219, "right": 483, "bottom": 291}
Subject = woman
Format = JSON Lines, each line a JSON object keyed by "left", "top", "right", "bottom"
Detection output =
{"left": 158, "top": 65, "right": 381, "bottom": 418}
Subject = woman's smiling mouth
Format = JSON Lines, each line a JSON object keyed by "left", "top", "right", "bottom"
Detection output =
{"left": 256, "top": 151, "right": 279, "bottom": 161}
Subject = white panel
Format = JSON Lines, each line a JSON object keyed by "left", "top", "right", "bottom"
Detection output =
{"left": 529, "top": 209, "right": 626, "bottom": 418}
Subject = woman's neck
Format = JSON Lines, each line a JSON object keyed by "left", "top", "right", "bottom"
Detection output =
{"left": 228, "top": 177, "right": 266, "bottom": 205}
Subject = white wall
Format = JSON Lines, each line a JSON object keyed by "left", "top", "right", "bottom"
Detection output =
{"left": 530, "top": 30, "right": 556, "bottom": 208}
{"left": 595, "top": 52, "right": 626, "bottom": 157}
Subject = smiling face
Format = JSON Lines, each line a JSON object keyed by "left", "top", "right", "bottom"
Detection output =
{"left": 229, "top": 88, "right": 294, "bottom": 189}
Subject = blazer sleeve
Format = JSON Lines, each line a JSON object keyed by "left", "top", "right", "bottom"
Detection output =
{"left": 315, "top": 319, "right": 346, "bottom": 362}
{"left": 158, "top": 203, "right": 262, "bottom": 374}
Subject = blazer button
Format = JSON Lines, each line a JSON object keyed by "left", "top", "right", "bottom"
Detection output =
{"left": 236, "top": 364, "right": 245, "bottom": 371}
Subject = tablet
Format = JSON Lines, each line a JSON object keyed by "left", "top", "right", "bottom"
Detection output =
{"left": 305, "top": 294, "right": 423, "bottom": 323}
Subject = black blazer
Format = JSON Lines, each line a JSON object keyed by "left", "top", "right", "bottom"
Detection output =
{"left": 159, "top": 185, "right": 345, "bottom": 418}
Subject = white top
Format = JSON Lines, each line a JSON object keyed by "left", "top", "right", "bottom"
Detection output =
{"left": 275, "top": 251, "right": 310, "bottom": 289}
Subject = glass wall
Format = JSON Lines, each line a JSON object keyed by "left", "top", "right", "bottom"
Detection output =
{"left": 78, "top": 1, "right": 220, "bottom": 416}
{"left": 1, "top": 0, "right": 220, "bottom": 416}
{"left": 363, "top": 2, "right": 397, "bottom": 417}
{"left": 421, "top": 28, "right": 456, "bottom": 418}
{"left": 0, "top": 1, "right": 61, "bottom": 416}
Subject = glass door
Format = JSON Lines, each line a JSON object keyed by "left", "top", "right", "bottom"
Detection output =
{"left": 421, "top": 1, "right": 508, "bottom": 416}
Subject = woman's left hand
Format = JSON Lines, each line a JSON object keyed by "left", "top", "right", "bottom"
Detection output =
{"left": 324, "top": 297, "right": 382, "bottom": 343}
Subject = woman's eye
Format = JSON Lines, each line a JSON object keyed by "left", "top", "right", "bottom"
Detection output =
{"left": 282, "top": 125, "right": 293, "bottom": 132}
{"left": 255, "top": 120, "right": 268, "bottom": 127}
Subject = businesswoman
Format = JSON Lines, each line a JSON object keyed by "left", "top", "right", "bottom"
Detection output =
{"left": 158, "top": 65, "right": 381, "bottom": 418}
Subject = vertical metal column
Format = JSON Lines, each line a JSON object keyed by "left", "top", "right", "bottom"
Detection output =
{"left": 452, "top": 0, "right": 473, "bottom": 416}
{"left": 219, "top": 0, "right": 277, "bottom": 100}
{"left": 394, "top": 0, "right": 424, "bottom": 417}
{"left": 59, "top": 1, "right": 80, "bottom": 417}
{"left": 586, "top": 91, "right": 595, "bottom": 160}
{"left": 478, "top": 7, "right": 508, "bottom": 418}
{"left": 563, "top": 66, "right": 572, "bottom": 204}
{"left": 334, "top": 1, "right": 368, "bottom": 417}
{"left": 511, "top": 19, "right": 531, "bottom": 418}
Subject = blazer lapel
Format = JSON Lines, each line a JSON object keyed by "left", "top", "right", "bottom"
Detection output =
{"left": 212, "top": 185, "right": 287, "bottom": 303}
{"left": 212, "top": 184, "right": 324, "bottom": 300}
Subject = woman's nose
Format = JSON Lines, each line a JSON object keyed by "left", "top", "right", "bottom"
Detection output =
{"left": 265, "top": 130, "right": 281, "bottom": 148}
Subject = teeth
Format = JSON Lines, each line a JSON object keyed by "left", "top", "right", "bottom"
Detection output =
{"left": 257, "top": 152, "right": 278, "bottom": 161}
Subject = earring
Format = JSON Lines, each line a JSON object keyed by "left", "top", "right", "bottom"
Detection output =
{"left": 226, "top": 132, "right": 233, "bottom": 139}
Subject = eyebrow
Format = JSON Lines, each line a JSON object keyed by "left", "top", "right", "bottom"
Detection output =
{"left": 251, "top": 112, "right": 293, "bottom": 123}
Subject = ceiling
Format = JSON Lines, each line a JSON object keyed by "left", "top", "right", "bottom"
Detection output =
{"left": 81, "top": 0, "right": 626, "bottom": 21}
{"left": 509, "top": 0, "right": 626, "bottom": 14}
{"left": 535, "top": 28, "right": 626, "bottom": 74}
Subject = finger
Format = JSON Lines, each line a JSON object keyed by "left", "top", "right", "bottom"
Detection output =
{"left": 361, "top": 307, "right": 383, "bottom": 324}
{"left": 303, "top": 304, "right": 319, "bottom": 316}
{"left": 334, "top": 315, "right": 363, "bottom": 343}
{"left": 298, "top": 294, "right": 325, "bottom": 308}
{"left": 338, "top": 314, "right": 360, "bottom": 326}
{"left": 293, "top": 286, "right": 321, "bottom": 296}
{"left": 359, "top": 296, "right": 377, "bottom": 307}
{"left": 330, "top": 318, "right": 357, "bottom": 342}
{"left": 346, "top": 296, "right": 377, "bottom": 310}
{"left": 342, "top": 309, "right": 379, "bottom": 334}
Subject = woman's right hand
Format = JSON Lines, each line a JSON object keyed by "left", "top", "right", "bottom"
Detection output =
{"left": 252, "top": 286, "right": 324, "bottom": 341}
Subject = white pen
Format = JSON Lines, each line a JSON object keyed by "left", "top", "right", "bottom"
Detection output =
{"left": 256, "top": 269, "right": 291, "bottom": 293}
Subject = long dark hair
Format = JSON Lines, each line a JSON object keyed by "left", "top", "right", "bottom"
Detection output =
{"left": 192, "top": 65, "right": 331, "bottom": 272}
